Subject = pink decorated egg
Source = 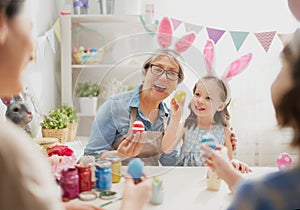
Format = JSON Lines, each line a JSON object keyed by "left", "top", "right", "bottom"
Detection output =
{"left": 132, "top": 120, "right": 145, "bottom": 134}
{"left": 276, "top": 152, "right": 292, "bottom": 170}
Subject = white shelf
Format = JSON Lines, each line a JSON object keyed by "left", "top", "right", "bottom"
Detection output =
{"left": 71, "top": 15, "right": 140, "bottom": 23}
{"left": 72, "top": 64, "right": 111, "bottom": 68}
{"left": 72, "top": 64, "right": 140, "bottom": 69}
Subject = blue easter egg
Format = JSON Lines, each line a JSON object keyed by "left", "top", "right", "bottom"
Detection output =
{"left": 127, "top": 158, "right": 144, "bottom": 180}
{"left": 201, "top": 138, "right": 217, "bottom": 150}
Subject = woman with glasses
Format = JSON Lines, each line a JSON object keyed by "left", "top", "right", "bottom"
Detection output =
{"left": 84, "top": 49, "right": 184, "bottom": 165}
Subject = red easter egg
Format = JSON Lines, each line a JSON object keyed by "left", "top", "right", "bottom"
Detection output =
{"left": 132, "top": 120, "right": 145, "bottom": 134}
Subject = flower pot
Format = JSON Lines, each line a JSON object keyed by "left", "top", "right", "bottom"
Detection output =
{"left": 78, "top": 97, "right": 98, "bottom": 115}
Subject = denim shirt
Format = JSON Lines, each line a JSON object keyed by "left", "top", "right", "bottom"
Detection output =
{"left": 84, "top": 85, "right": 179, "bottom": 166}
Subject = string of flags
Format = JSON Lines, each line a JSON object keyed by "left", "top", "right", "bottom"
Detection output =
{"left": 169, "top": 17, "right": 292, "bottom": 52}
{"left": 34, "top": 18, "right": 61, "bottom": 62}
{"left": 34, "top": 15, "right": 293, "bottom": 63}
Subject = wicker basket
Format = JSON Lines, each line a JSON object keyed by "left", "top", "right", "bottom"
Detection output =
{"left": 67, "top": 122, "right": 78, "bottom": 141}
{"left": 42, "top": 128, "right": 68, "bottom": 144}
{"left": 72, "top": 27, "right": 105, "bottom": 65}
{"left": 72, "top": 48, "right": 104, "bottom": 64}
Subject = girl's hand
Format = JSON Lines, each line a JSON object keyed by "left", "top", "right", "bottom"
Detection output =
{"left": 230, "top": 127, "right": 237, "bottom": 151}
{"left": 170, "top": 98, "right": 184, "bottom": 123}
{"left": 201, "top": 144, "right": 242, "bottom": 189}
{"left": 117, "top": 132, "right": 146, "bottom": 158}
{"left": 121, "top": 176, "right": 152, "bottom": 210}
{"left": 231, "top": 159, "right": 252, "bottom": 173}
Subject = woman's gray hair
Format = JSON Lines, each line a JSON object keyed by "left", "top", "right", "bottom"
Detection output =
{"left": 142, "top": 49, "right": 185, "bottom": 84}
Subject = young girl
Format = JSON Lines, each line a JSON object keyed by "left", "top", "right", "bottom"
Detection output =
{"left": 180, "top": 76, "right": 233, "bottom": 166}
{"left": 162, "top": 39, "right": 252, "bottom": 168}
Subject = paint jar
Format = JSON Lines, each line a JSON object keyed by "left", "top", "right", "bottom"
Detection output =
{"left": 99, "top": 0, "right": 115, "bottom": 14}
{"left": 76, "top": 164, "right": 92, "bottom": 192}
{"left": 206, "top": 168, "right": 221, "bottom": 191}
{"left": 95, "top": 161, "right": 112, "bottom": 191}
{"left": 105, "top": 155, "right": 122, "bottom": 183}
{"left": 60, "top": 167, "right": 79, "bottom": 199}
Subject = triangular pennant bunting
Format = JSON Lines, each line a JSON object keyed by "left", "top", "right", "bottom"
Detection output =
{"left": 35, "top": 36, "right": 47, "bottom": 62}
{"left": 254, "top": 31, "right": 276, "bottom": 52}
{"left": 184, "top": 22, "right": 203, "bottom": 34}
{"left": 206, "top": 27, "right": 225, "bottom": 44}
{"left": 45, "top": 28, "right": 56, "bottom": 53}
{"left": 277, "top": 33, "right": 293, "bottom": 46}
{"left": 229, "top": 31, "right": 249, "bottom": 51}
{"left": 53, "top": 18, "right": 61, "bottom": 42}
{"left": 171, "top": 18, "right": 182, "bottom": 30}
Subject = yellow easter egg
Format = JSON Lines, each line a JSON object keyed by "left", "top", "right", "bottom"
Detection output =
{"left": 174, "top": 90, "right": 186, "bottom": 103}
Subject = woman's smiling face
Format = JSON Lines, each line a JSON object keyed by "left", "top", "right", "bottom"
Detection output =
{"left": 142, "top": 55, "right": 180, "bottom": 102}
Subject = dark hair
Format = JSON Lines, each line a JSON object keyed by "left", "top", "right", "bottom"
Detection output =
{"left": 0, "top": 0, "right": 24, "bottom": 19}
{"left": 276, "top": 31, "right": 300, "bottom": 147}
{"left": 184, "top": 76, "right": 230, "bottom": 130}
{"left": 142, "top": 49, "right": 185, "bottom": 84}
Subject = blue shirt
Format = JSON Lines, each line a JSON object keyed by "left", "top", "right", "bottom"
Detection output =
{"left": 84, "top": 85, "right": 179, "bottom": 166}
{"left": 228, "top": 166, "right": 300, "bottom": 210}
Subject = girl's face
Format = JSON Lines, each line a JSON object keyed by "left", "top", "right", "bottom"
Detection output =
{"left": 271, "top": 59, "right": 293, "bottom": 113}
{"left": 142, "top": 55, "right": 180, "bottom": 102}
{"left": 0, "top": 4, "right": 34, "bottom": 97}
{"left": 191, "top": 79, "right": 225, "bottom": 119}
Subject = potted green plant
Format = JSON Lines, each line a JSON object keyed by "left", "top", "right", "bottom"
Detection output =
{"left": 41, "top": 108, "right": 69, "bottom": 143}
{"left": 75, "top": 81, "right": 101, "bottom": 115}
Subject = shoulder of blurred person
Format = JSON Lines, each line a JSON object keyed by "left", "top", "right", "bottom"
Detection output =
{"left": 0, "top": 121, "right": 64, "bottom": 210}
{"left": 229, "top": 166, "right": 300, "bottom": 210}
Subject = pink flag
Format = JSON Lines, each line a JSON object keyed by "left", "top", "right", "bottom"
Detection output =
{"left": 255, "top": 31, "right": 276, "bottom": 52}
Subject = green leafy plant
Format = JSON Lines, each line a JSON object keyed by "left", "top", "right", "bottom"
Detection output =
{"left": 58, "top": 105, "right": 78, "bottom": 123}
{"left": 41, "top": 108, "right": 69, "bottom": 129}
{"left": 76, "top": 81, "right": 101, "bottom": 98}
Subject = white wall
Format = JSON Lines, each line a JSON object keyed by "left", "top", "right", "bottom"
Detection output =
{"left": 24, "top": 0, "right": 61, "bottom": 112}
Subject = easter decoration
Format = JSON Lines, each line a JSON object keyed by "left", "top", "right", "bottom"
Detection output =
{"left": 276, "top": 152, "right": 293, "bottom": 170}
{"left": 173, "top": 90, "right": 186, "bottom": 103}
{"left": 1, "top": 95, "right": 33, "bottom": 136}
{"left": 132, "top": 120, "right": 145, "bottom": 135}
{"left": 127, "top": 158, "right": 144, "bottom": 184}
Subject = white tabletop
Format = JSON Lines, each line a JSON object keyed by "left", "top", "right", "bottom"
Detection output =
{"left": 70, "top": 166, "right": 277, "bottom": 210}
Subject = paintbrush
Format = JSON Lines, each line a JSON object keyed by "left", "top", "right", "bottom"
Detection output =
{"left": 100, "top": 197, "right": 122, "bottom": 207}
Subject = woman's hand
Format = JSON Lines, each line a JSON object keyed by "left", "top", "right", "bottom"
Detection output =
{"left": 170, "top": 98, "right": 184, "bottom": 123}
{"left": 201, "top": 144, "right": 242, "bottom": 189}
{"left": 121, "top": 176, "right": 152, "bottom": 210}
{"left": 117, "top": 132, "right": 146, "bottom": 158}
{"left": 231, "top": 159, "right": 252, "bottom": 173}
{"left": 64, "top": 201, "right": 102, "bottom": 210}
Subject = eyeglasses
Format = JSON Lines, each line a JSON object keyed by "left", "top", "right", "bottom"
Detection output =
{"left": 150, "top": 64, "right": 180, "bottom": 81}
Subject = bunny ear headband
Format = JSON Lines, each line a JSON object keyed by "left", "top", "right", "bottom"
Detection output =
{"left": 203, "top": 39, "right": 253, "bottom": 102}
{"left": 157, "top": 17, "right": 196, "bottom": 53}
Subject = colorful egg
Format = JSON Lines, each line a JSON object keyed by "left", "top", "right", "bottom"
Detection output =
{"left": 127, "top": 158, "right": 144, "bottom": 182}
{"left": 132, "top": 120, "right": 145, "bottom": 134}
{"left": 174, "top": 90, "right": 186, "bottom": 103}
{"left": 276, "top": 152, "right": 292, "bottom": 170}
